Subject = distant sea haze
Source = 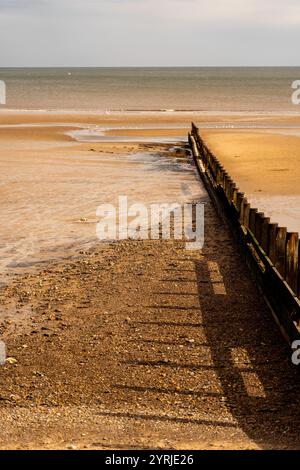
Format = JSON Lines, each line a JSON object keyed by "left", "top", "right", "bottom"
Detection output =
{"left": 0, "top": 67, "right": 300, "bottom": 113}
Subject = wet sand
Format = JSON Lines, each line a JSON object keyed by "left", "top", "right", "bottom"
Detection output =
{"left": 1, "top": 111, "right": 300, "bottom": 283}
{"left": 0, "top": 114, "right": 202, "bottom": 285}
{"left": 202, "top": 129, "right": 300, "bottom": 233}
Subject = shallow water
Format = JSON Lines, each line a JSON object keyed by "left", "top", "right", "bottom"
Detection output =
{"left": 0, "top": 146, "right": 205, "bottom": 284}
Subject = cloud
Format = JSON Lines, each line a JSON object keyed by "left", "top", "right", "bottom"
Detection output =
{"left": 0, "top": 0, "right": 46, "bottom": 9}
{"left": 1, "top": 0, "right": 300, "bottom": 26}
{"left": 0, "top": 0, "right": 299, "bottom": 66}
{"left": 97, "top": 0, "right": 300, "bottom": 27}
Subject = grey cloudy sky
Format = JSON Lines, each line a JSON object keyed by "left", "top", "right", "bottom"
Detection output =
{"left": 0, "top": 0, "right": 299, "bottom": 66}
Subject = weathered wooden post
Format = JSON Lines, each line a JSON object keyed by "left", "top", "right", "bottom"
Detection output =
{"left": 242, "top": 202, "right": 251, "bottom": 228}
{"left": 227, "top": 180, "right": 236, "bottom": 203}
{"left": 254, "top": 212, "right": 265, "bottom": 245}
{"left": 298, "top": 243, "right": 300, "bottom": 300}
{"left": 286, "top": 232, "right": 299, "bottom": 294}
{"left": 268, "top": 223, "right": 278, "bottom": 263}
{"left": 249, "top": 208, "right": 258, "bottom": 235}
{"left": 261, "top": 218, "right": 271, "bottom": 253}
{"left": 222, "top": 172, "right": 227, "bottom": 191}
{"left": 221, "top": 171, "right": 228, "bottom": 191}
{"left": 232, "top": 186, "right": 239, "bottom": 208}
{"left": 189, "top": 133, "right": 200, "bottom": 159}
{"left": 211, "top": 156, "right": 217, "bottom": 179}
{"left": 216, "top": 163, "right": 223, "bottom": 185}
{"left": 236, "top": 192, "right": 245, "bottom": 214}
{"left": 218, "top": 167, "right": 225, "bottom": 187}
{"left": 275, "top": 227, "right": 287, "bottom": 277}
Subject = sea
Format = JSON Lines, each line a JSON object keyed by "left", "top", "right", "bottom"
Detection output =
{"left": 0, "top": 67, "right": 300, "bottom": 112}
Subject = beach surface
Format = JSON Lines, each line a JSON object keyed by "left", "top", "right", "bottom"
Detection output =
{"left": 1, "top": 110, "right": 300, "bottom": 449}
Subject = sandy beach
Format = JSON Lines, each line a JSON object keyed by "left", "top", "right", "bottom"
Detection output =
{"left": 0, "top": 110, "right": 300, "bottom": 449}
{"left": 2, "top": 0, "right": 300, "bottom": 452}
{"left": 2, "top": 0, "right": 300, "bottom": 450}
{"left": 201, "top": 128, "right": 300, "bottom": 232}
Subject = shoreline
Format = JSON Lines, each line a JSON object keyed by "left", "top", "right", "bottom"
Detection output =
{"left": 2, "top": 108, "right": 300, "bottom": 114}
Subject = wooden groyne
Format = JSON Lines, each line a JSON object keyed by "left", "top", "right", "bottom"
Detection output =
{"left": 189, "top": 123, "right": 300, "bottom": 346}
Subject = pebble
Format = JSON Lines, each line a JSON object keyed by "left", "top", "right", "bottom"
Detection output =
{"left": 6, "top": 357, "right": 18, "bottom": 364}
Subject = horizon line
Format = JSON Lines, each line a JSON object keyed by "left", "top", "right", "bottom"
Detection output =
{"left": 1, "top": 65, "right": 300, "bottom": 69}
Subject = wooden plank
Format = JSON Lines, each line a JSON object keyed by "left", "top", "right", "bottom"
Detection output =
{"left": 216, "top": 166, "right": 222, "bottom": 184}
{"left": 236, "top": 192, "right": 245, "bottom": 213}
{"left": 232, "top": 187, "right": 239, "bottom": 207}
{"left": 298, "top": 243, "right": 300, "bottom": 300}
{"left": 239, "top": 197, "right": 247, "bottom": 223}
{"left": 217, "top": 167, "right": 225, "bottom": 187}
{"left": 242, "top": 202, "right": 251, "bottom": 228}
{"left": 268, "top": 223, "right": 278, "bottom": 263}
{"left": 254, "top": 212, "right": 265, "bottom": 245}
{"left": 249, "top": 208, "right": 258, "bottom": 235}
{"left": 221, "top": 171, "right": 228, "bottom": 190}
{"left": 275, "top": 227, "right": 287, "bottom": 277}
{"left": 189, "top": 134, "right": 199, "bottom": 158}
{"left": 261, "top": 217, "right": 271, "bottom": 254}
{"left": 286, "top": 232, "right": 299, "bottom": 295}
{"left": 227, "top": 179, "right": 235, "bottom": 203}
{"left": 223, "top": 172, "right": 230, "bottom": 190}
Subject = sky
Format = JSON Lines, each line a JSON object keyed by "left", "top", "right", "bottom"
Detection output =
{"left": 0, "top": 0, "right": 300, "bottom": 66}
